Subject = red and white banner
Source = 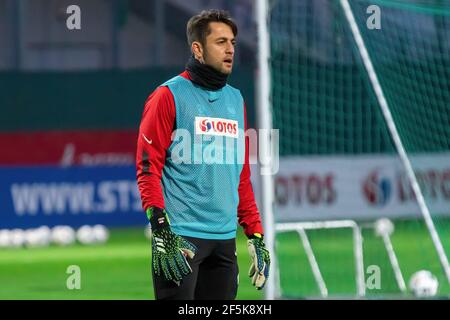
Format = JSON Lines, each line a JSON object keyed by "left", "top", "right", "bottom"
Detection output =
{"left": 0, "top": 130, "right": 137, "bottom": 166}
{"left": 251, "top": 153, "right": 450, "bottom": 222}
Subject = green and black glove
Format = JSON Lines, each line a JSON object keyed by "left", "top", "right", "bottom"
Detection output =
{"left": 247, "top": 233, "right": 271, "bottom": 290}
{"left": 147, "top": 207, "right": 197, "bottom": 285}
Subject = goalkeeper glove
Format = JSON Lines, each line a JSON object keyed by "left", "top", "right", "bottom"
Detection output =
{"left": 247, "top": 233, "right": 270, "bottom": 290}
{"left": 147, "top": 207, "right": 197, "bottom": 285}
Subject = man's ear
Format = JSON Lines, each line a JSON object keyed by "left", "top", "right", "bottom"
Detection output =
{"left": 191, "top": 41, "right": 205, "bottom": 63}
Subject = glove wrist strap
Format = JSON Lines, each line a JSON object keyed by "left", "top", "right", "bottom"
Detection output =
{"left": 147, "top": 207, "right": 170, "bottom": 231}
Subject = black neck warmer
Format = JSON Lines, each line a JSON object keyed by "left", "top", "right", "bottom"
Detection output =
{"left": 185, "top": 55, "right": 228, "bottom": 91}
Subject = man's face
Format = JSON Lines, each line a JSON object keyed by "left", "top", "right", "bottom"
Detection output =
{"left": 198, "top": 22, "right": 236, "bottom": 75}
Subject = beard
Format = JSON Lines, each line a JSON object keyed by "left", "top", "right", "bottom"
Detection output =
{"left": 202, "top": 48, "right": 231, "bottom": 75}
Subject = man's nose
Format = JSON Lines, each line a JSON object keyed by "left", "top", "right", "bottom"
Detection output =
{"left": 226, "top": 42, "right": 234, "bottom": 55}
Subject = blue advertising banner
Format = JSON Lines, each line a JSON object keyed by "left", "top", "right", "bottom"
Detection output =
{"left": 0, "top": 166, "right": 146, "bottom": 228}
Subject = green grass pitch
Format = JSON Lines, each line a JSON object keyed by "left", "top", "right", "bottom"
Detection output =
{"left": 0, "top": 227, "right": 263, "bottom": 300}
{"left": 0, "top": 221, "right": 449, "bottom": 299}
{"left": 277, "top": 219, "right": 450, "bottom": 298}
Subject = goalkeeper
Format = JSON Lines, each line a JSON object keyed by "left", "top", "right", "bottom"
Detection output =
{"left": 136, "top": 9, "right": 270, "bottom": 300}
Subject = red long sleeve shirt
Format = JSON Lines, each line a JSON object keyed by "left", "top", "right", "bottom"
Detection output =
{"left": 136, "top": 71, "right": 263, "bottom": 237}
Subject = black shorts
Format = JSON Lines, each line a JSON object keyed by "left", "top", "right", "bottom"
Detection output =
{"left": 152, "top": 236, "right": 239, "bottom": 300}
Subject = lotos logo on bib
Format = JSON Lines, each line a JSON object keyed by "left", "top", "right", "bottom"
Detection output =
{"left": 195, "top": 117, "right": 238, "bottom": 138}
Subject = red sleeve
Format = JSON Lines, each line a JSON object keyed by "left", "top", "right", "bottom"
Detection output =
{"left": 136, "top": 86, "right": 175, "bottom": 211}
{"left": 238, "top": 103, "right": 264, "bottom": 237}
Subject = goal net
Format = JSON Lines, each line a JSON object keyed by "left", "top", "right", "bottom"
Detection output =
{"left": 265, "top": 0, "right": 450, "bottom": 298}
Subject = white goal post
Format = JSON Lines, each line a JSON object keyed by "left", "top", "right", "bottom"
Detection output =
{"left": 256, "top": 0, "right": 277, "bottom": 300}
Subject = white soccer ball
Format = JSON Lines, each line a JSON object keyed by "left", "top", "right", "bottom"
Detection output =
{"left": 25, "top": 229, "right": 40, "bottom": 248}
{"left": 374, "top": 218, "right": 395, "bottom": 237}
{"left": 36, "top": 226, "right": 51, "bottom": 246}
{"left": 25, "top": 226, "right": 51, "bottom": 248}
{"left": 92, "top": 225, "right": 109, "bottom": 244}
{"left": 0, "top": 230, "right": 11, "bottom": 248}
{"left": 76, "top": 225, "right": 96, "bottom": 245}
{"left": 409, "top": 270, "right": 439, "bottom": 298}
{"left": 9, "top": 229, "right": 26, "bottom": 248}
{"left": 51, "top": 226, "right": 76, "bottom": 246}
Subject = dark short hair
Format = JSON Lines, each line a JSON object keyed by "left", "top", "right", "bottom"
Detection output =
{"left": 186, "top": 9, "right": 238, "bottom": 47}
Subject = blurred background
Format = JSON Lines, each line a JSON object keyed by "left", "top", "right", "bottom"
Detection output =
{"left": 0, "top": 0, "right": 449, "bottom": 300}
{"left": 0, "top": 0, "right": 256, "bottom": 229}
